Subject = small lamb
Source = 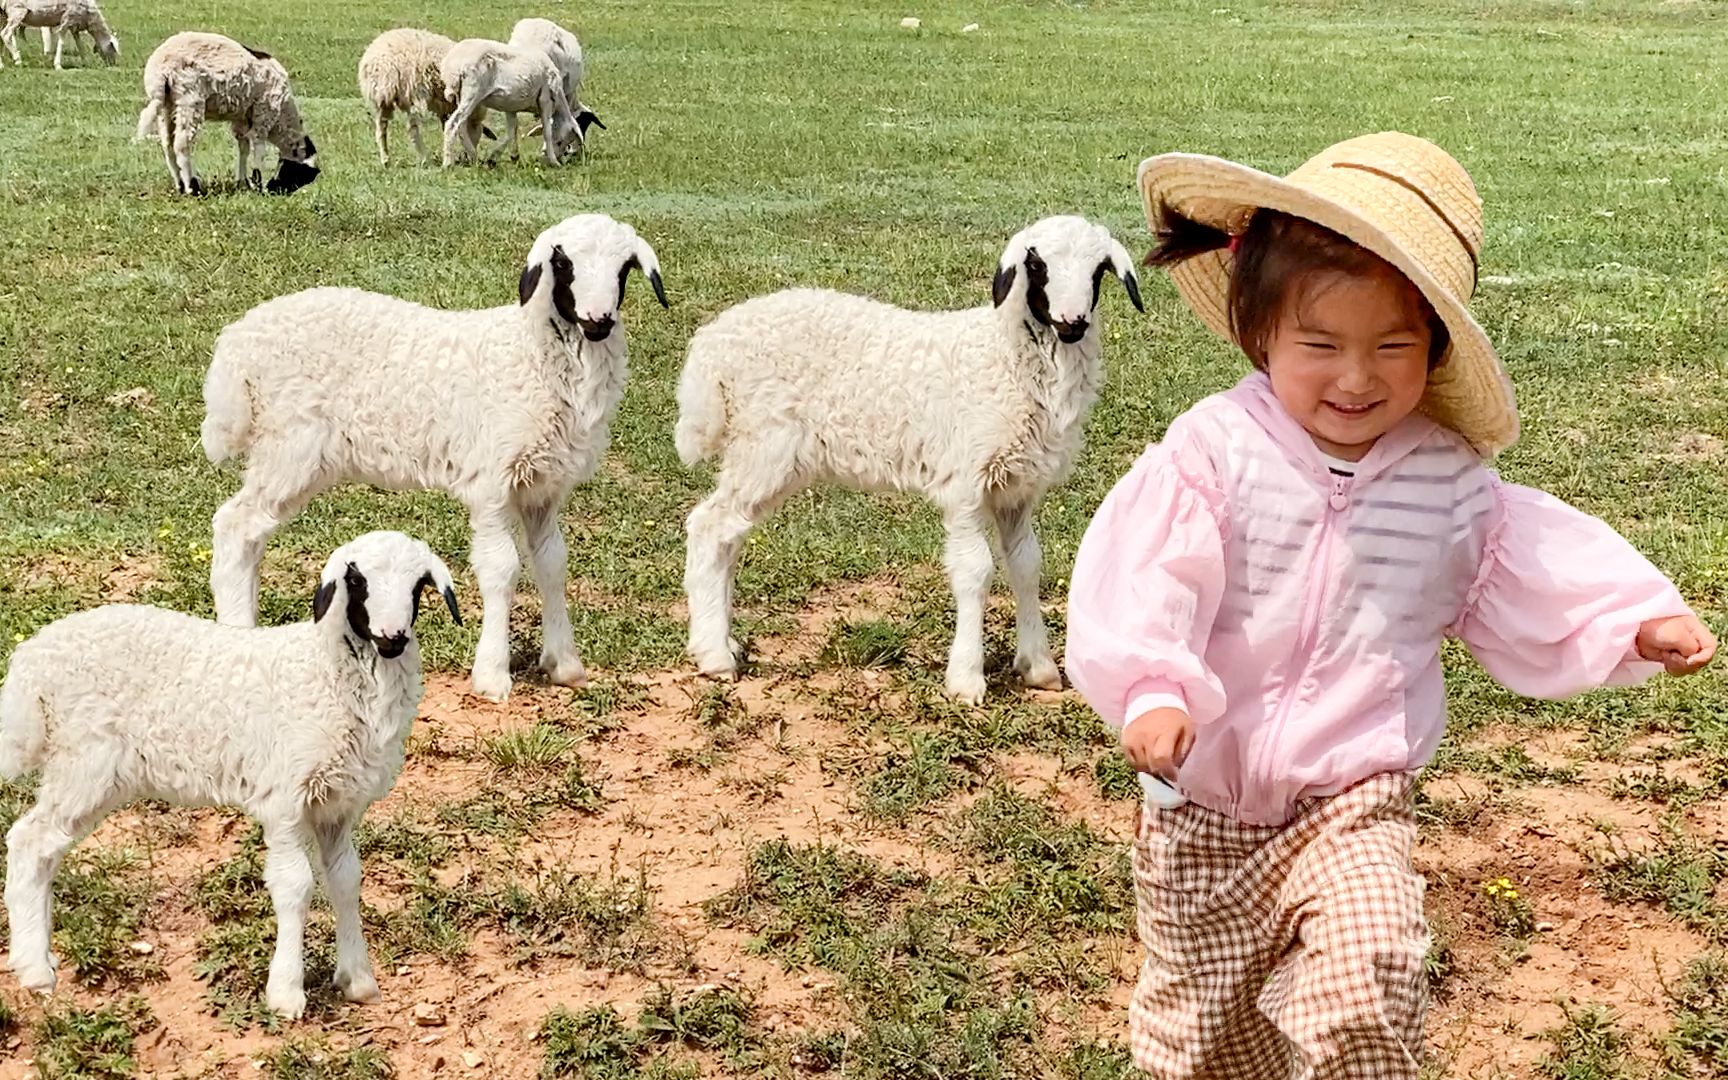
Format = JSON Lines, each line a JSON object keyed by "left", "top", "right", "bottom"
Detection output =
{"left": 506, "top": 17, "right": 603, "bottom": 153}
{"left": 0, "top": 0, "right": 117, "bottom": 69}
{"left": 2, "top": 531, "right": 460, "bottom": 1018}
{"left": 202, "top": 213, "right": 668, "bottom": 702}
{"left": 439, "top": 37, "right": 595, "bottom": 167}
{"left": 136, "top": 32, "right": 319, "bottom": 196}
{"left": 676, "top": 215, "right": 1143, "bottom": 703}
{"left": 358, "top": 27, "right": 459, "bottom": 166}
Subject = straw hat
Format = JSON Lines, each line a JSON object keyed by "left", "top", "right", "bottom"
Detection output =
{"left": 1137, "top": 132, "right": 1517, "bottom": 456}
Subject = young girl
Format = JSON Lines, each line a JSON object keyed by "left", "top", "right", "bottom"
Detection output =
{"left": 1065, "top": 132, "right": 1717, "bottom": 1079}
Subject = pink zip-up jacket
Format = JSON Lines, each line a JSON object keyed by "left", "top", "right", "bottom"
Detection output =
{"left": 1065, "top": 372, "right": 1691, "bottom": 826}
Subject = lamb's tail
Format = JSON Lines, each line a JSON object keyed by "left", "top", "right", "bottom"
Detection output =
{"left": 0, "top": 650, "right": 48, "bottom": 781}
{"left": 134, "top": 76, "right": 168, "bottom": 143}
{"left": 200, "top": 335, "right": 254, "bottom": 464}
{"left": 673, "top": 331, "right": 730, "bottom": 466}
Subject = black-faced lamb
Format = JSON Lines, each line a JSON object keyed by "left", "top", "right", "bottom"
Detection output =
{"left": 1, "top": 531, "right": 460, "bottom": 1019}
{"left": 358, "top": 27, "right": 458, "bottom": 166}
{"left": 675, "top": 215, "right": 1143, "bottom": 704}
{"left": 135, "top": 32, "right": 319, "bottom": 196}
{"left": 438, "top": 37, "right": 595, "bottom": 167}
{"left": 201, "top": 213, "right": 669, "bottom": 703}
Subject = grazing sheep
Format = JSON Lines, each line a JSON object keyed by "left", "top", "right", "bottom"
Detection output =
{"left": 135, "top": 32, "right": 319, "bottom": 196}
{"left": 506, "top": 17, "right": 603, "bottom": 152}
{"left": 202, "top": 214, "right": 669, "bottom": 702}
{"left": 438, "top": 37, "right": 588, "bottom": 167}
{"left": 676, "top": 215, "right": 1143, "bottom": 703}
{"left": 2, "top": 531, "right": 460, "bottom": 1019}
{"left": 0, "top": 0, "right": 117, "bottom": 69}
{"left": 357, "top": 27, "right": 457, "bottom": 166}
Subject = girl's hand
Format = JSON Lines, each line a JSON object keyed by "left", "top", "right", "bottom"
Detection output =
{"left": 1122, "top": 707, "right": 1194, "bottom": 782}
{"left": 1636, "top": 615, "right": 1717, "bottom": 675}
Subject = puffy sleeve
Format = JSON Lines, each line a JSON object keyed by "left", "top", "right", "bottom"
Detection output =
{"left": 1454, "top": 480, "right": 1694, "bottom": 697}
{"left": 1064, "top": 435, "right": 1229, "bottom": 731}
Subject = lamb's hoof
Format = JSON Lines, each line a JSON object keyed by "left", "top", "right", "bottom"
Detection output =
{"left": 10, "top": 957, "right": 57, "bottom": 995}
{"left": 336, "top": 968, "right": 381, "bottom": 1004}
{"left": 945, "top": 670, "right": 988, "bottom": 706}
{"left": 691, "top": 649, "right": 739, "bottom": 681}
{"left": 1015, "top": 655, "right": 1063, "bottom": 691}
{"left": 188, "top": 177, "right": 204, "bottom": 197}
{"left": 541, "top": 652, "right": 588, "bottom": 689}
{"left": 471, "top": 669, "right": 511, "bottom": 703}
{"left": 266, "top": 984, "right": 307, "bottom": 1021}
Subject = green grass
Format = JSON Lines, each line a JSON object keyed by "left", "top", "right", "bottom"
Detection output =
{"left": 32, "top": 997, "right": 157, "bottom": 1080}
{"left": 262, "top": 1036, "right": 396, "bottom": 1080}
{"left": 1536, "top": 1003, "right": 1643, "bottom": 1080}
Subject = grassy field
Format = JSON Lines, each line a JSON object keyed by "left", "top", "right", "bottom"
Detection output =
{"left": 2, "top": 0, "right": 1728, "bottom": 1076}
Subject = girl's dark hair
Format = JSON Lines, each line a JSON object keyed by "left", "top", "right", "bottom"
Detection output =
{"left": 1145, "top": 207, "right": 1450, "bottom": 371}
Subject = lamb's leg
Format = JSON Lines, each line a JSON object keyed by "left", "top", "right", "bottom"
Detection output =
{"left": 261, "top": 819, "right": 316, "bottom": 1020}
{"left": 521, "top": 498, "right": 585, "bottom": 688}
{"left": 233, "top": 125, "right": 251, "bottom": 187}
{"left": 373, "top": 105, "right": 391, "bottom": 166}
{"left": 940, "top": 501, "right": 996, "bottom": 705}
{"left": 468, "top": 503, "right": 521, "bottom": 702}
{"left": 489, "top": 112, "right": 517, "bottom": 164}
{"left": 4, "top": 768, "right": 122, "bottom": 993}
{"left": 50, "top": 27, "right": 64, "bottom": 69}
{"left": 211, "top": 479, "right": 316, "bottom": 627}
{"left": 1, "top": 16, "right": 24, "bottom": 64}
{"left": 441, "top": 100, "right": 473, "bottom": 167}
{"left": 314, "top": 817, "right": 379, "bottom": 1004}
{"left": 992, "top": 499, "right": 1060, "bottom": 690}
{"left": 171, "top": 101, "right": 204, "bottom": 195}
{"left": 684, "top": 444, "right": 801, "bottom": 678}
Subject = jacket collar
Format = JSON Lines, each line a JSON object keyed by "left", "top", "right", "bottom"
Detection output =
{"left": 1221, "top": 370, "right": 1445, "bottom": 485}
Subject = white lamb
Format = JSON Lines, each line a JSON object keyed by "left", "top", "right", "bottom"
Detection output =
{"left": 0, "top": 0, "right": 117, "bottom": 69}
{"left": 202, "top": 213, "right": 669, "bottom": 703}
{"left": 135, "top": 32, "right": 319, "bottom": 196}
{"left": 676, "top": 215, "right": 1144, "bottom": 704}
{"left": 1, "top": 531, "right": 460, "bottom": 1019}
{"left": 439, "top": 37, "right": 590, "bottom": 167}
{"left": 506, "top": 17, "right": 603, "bottom": 151}
{"left": 358, "top": 27, "right": 459, "bottom": 166}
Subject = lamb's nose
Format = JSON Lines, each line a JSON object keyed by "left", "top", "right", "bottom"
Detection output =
{"left": 576, "top": 314, "right": 615, "bottom": 341}
{"left": 374, "top": 632, "right": 409, "bottom": 658}
{"left": 1053, "top": 317, "right": 1089, "bottom": 343}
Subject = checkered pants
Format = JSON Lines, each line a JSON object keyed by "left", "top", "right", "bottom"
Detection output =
{"left": 1128, "top": 772, "right": 1428, "bottom": 1080}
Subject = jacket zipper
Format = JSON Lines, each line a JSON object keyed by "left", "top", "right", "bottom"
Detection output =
{"left": 1253, "top": 471, "right": 1351, "bottom": 792}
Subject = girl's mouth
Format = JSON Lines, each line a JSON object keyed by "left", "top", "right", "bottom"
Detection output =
{"left": 1325, "top": 401, "right": 1381, "bottom": 417}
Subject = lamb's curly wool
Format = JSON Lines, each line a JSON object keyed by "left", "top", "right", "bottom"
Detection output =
{"left": 202, "top": 213, "right": 669, "bottom": 703}
{"left": 358, "top": 27, "right": 458, "bottom": 165}
{"left": 1, "top": 532, "right": 459, "bottom": 1019}
{"left": 676, "top": 215, "right": 1143, "bottom": 703}
{"left": 439, "top": 37, "right": 585, "bottom": 166}
{"left": 135, "top": 31, "right": 318, "bottom": 195}
{"left": 0, "top": 0, "right": 117, "bottom": 69}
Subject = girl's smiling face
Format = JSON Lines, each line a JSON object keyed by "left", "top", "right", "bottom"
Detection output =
{"left": 1264, "top": 268, "right": 1435, "bottom": 462}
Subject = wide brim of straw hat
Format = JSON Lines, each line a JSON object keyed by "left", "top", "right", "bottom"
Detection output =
{"left": 1137, "top": 140, "right": 1518, "bottom": 456}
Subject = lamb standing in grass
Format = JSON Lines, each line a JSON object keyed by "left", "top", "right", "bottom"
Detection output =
{"left": 358, "top": 27, "right": 459, "bottom": 166}
{"left": 202, "top": 213, "right": 669, "bottom": 703}
{"left": 135, "top": 32, "right": 319, "bottom": 195}
{"left": 0, "top": 0, "right": 117, "bottom": 69}
{"left": 1, "top": 531, "right": 460, "bottom": 1019}
{"left": 438, "top": 37, "right": 590, "bottom": 167}
{"left": 676, "top": 215, "right": 1143, "bottom": 703}
{"left": 506, "top": 17, "right": 603, "bottom": 153}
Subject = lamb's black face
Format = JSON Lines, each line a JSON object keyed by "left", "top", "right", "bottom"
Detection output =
{"left": 266, "top": 156, "right": 320, "bottom": 195}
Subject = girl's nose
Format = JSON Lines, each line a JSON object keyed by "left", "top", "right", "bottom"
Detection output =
{"left": 1335, "top": 354, "right": 1376, "bottom": 394}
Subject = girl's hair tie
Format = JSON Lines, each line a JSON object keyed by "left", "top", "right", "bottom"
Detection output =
{"left": 1227, "top": 234, "right": 1241, "bottom": 255}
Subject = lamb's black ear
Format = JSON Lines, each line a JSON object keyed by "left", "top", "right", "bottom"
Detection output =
{"left": 312, "top": 580, "right": 337, "bottom": 622}
{"left": 549, "top": 245, "right": 580, "bottom": 324}
{"left": 442, "top": 586, "right": 462, "bottom": 625}
{"left": 1123, "top": 271, "right": 1145, "bottom": 313}
{"left": 991, "top": 264, "right": 1017, "bottom": 308}
{"left": 519, "top": 262, "right": 543, "bottom": 306}
{"left": 243, "top": 44, "right": 272, "bottom": 59}
{"left": 577, "top": 109, "right": 605, "bottom": 135}
{"left": 648, "top": 268, "right": 668, "bottom": 308}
